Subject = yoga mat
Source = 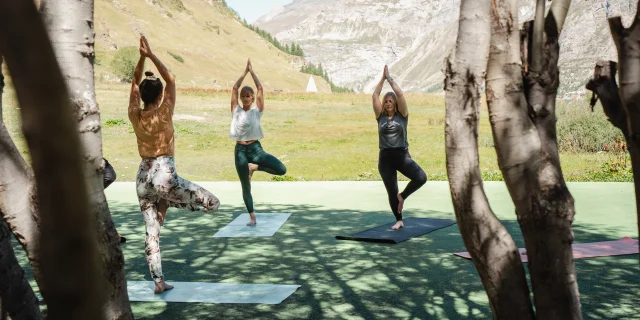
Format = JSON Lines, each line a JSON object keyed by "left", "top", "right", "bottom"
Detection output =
{"left": 213, "top": 213, "right": 291, "bottom": 237}
{"left": 335, "top": 217, "right": 456, "bottom": 244}
{"left": 127, "top": 281, "right": 300, "bottom": 304}
{"left": 453, "top": 237, "right": 639, "bottom": 262}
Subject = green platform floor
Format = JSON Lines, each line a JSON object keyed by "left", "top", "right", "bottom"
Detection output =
{"left": 25, "top": 182, "right": 640, "bottom": 319}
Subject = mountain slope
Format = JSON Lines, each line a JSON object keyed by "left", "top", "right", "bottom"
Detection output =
{"left": 95, "top": 0, "right": 330, "bottom": 92}
{"left": 256, "top": 0, "right": 637, "bottom": 96}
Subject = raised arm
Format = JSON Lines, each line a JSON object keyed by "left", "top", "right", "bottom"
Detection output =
{"left": 384, "top": 65, "right": 407, "bottom": 117}
{"left": 140, "top": 36, "right": 176, "bottom": 109}
{"left": 231, "top": 60, "right": 249, "bottom": 113}
{"left": 372, "top": 68, "right": 385, "bottom": 119}
{"left": 247, "top": 59, "right": 264, "bottom": 112}
{"left": 129, "top": 40, "right": 146, "bottom": 115}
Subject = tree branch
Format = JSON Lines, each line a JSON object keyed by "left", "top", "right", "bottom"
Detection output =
{"left": 531, "top": 0, "right": 546, "bottom": 72}
{"left": 585, "top": 60, "right": 628, "bottom": 136}
{"left": 548, "top": 0, "right": 571, "bottom": 34}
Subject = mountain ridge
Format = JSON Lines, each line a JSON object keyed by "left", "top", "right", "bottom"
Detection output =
{"left": 256, "top": 0, "right": 637, "bottom": 96}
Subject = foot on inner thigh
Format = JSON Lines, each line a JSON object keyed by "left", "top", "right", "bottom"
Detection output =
{"left": 397, "top": 193, "right": 404, "bottom": 214}
{"left": 154, "top": 281, "right": 174, "bottom": 294}
{"left": 248, "top": 163, "right": 259, "bottom": 180}
{"left": 391, "top": 220, "right": 404, "bottom": 230}
{"left": 157, "top": 199, "right": 169, "bottom": 226}
{"left": 246, "top": 212, "right": 257, "bottom": 226}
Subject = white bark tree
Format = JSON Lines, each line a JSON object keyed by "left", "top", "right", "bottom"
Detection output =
{"left": 447, "top": 0, "right": 582, "bottom": 318}
{"left": 444, "top": 0, "right": 534, "bottom": 318}
{"left": 40, "top": 1, "right": 133, "bottom": 318}
{"left": 0, "top": 57, "right": 43, "bottom": 320}
{"left": 0, "top": 0, "right": 107, "bottom": 318}
{"left": 586, "top": 4, "right": 640, "bottom": 258}
{"left": 486, "top": 0, "right": 581, "bottom": 318}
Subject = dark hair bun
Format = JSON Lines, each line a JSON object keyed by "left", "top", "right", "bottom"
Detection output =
{"left": 144, "top": 71, "right": 154, "bottom": 77}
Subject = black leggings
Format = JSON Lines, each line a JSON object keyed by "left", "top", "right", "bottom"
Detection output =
{"left": 235, "top": 141, "right": 287, "bottom": 213}
{"left": 378, "top": 148, "right": 427, "bottom": 221}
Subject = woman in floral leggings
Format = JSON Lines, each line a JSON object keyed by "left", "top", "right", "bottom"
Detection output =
{"left": 128, "top": 36, "right": 220, "bottom": 294}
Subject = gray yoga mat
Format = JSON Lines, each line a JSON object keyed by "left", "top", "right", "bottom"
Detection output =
{"left": 127, "top": 281, "right": 300, "bottom": 304}
{"left": 213, "top": 213, "right": 292, "bottom": 237}
{"left": 335, "top": 217, "right": 456, "bottom": 244}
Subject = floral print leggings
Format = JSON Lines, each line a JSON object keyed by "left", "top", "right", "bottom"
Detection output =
{"left": 136, "top": 156, "right": 220, "bottom": 283}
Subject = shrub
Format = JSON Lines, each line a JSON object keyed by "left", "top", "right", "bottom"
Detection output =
{"left": 105, "top": 119, "right": 126, "bottom": 127}
{"left": 110, "top": 46, "right": 138, "bottom": 83}
{"left": 556, "top": 103, "right": 620, "bottom": 153}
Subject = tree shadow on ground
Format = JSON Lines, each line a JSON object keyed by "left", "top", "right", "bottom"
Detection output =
{"left": 12, "top": 200, "right": 639, "bottom": 319}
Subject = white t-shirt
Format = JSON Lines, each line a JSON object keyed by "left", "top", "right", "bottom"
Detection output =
{"left": 230, "top": 105, "right": 264, "bottom": 141}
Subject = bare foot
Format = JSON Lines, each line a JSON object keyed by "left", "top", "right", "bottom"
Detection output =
{"left": 246, "top": 212, "right": 257, "bottom": 226}
{"left": 154, "top": 281, "right": 174, "bottom": 294}
{"left": 157, "top": 199, "right": 169, "bottom": 226}
{"left": 248, "top": 163, "right": 259, "bottom": 180}
{"left": 391, "top": 220, "right": 404, "bottom": 230}
{"left": 397, "top": 193, "right": 404, "bottom": 214}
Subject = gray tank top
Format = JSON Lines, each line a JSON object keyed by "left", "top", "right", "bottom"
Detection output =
{"left": 378, "top": 112, "right": 408, "bottom": 149}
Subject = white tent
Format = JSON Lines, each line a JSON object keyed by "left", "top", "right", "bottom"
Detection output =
{"left": 306, "top": 75, "right": 318, "bottom": 93}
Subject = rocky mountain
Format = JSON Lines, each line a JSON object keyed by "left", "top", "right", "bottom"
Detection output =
{"left": 256, "top": 0, "right": 637, "bottom": 96}
{"left": 93, "top": 0, "right": 331, "bottom": 92}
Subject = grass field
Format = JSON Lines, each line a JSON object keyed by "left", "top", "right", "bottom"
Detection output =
{"left": 1, "top": 83, "right": 629, "bottom": 182}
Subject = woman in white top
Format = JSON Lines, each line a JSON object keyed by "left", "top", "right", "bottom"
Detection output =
{"left": 231, "top": 59, "right": 287, "bottom": 226}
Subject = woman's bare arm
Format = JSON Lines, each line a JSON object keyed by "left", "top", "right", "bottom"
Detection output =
{"left": 372, "top": 68, "right": 385, "bottom": 119}
{"left": 129, "top": 40, "right": 146, "bottom": 115}
{"left": 385, "top": 66, "right": 408, "bottom": 117}
{"left": 231, "top": 60, "right": 250, "bottom": 112}
{"left": 247, "top": 59, "right": 264, "bottom": 112}
{"left": 140, "top": 36, "right": 176, "bottom": 108}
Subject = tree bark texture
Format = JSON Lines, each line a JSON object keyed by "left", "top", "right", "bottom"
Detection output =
{"left": 0, "top": 55, "right": 43, "bottom": 320}
{"left": 0, "top": 0, "right": 106, "bottom": 319}
{"left": 0, "top": 56, "right": 45, "bottom": 300}
{"left": 488, "top": 0, "right": 581, "bottom": 318}
{"left": 0, "top": 220, "right": 43, "bottom": 320}
{"left": 445, "top": 1, "right": 535, "bottom": 318}
{"left": 586, "top": 17, "right": 640, "bottom": 257}
{"left": 40, "top": 1, "right": 132, "bottom": 318}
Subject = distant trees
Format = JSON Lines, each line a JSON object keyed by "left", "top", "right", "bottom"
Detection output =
{"left": 301, "top": 62, "right": 353, "bottom": 93}
{"left": 241, "top": 20, "right": 304, "bottom": 57}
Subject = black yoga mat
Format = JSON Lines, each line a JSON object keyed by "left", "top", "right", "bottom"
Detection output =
{"left": 335, "top": 217, "right": 456, "bottom": 244}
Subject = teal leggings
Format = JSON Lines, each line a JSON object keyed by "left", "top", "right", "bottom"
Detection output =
{"left": 235, "top": 141, "right": 286, "bottom": 213}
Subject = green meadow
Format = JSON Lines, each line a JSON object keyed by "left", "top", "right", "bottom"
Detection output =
{"left": 1, "top": 83, "right": 627, "bottom": 182}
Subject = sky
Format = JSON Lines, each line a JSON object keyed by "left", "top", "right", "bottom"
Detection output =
{"left": 226, "top": 0, "right": 294, "bottom": 24}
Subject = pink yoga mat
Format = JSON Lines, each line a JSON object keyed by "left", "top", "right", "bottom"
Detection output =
{"left": 453, "top": 237, "right": 639, "bottom": 263}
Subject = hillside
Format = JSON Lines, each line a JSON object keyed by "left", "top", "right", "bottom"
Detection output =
{"left": 94, "top": 0, "right": 331, "bottom": 92}
{"left": 256, "top": 0, "right": 637, "bottom": 96}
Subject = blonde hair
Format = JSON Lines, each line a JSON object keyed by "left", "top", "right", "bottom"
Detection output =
{"left": 383, "top": 92, "right": 397, "bottom": 110}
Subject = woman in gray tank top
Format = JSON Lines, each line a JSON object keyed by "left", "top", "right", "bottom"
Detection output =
{"left": 372, "top": 65, "right": 427, "bottom": 230}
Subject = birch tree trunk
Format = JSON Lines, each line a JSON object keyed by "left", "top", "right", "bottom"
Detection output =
{"left": 0, "top": 221, "right": 43, "bottom": 320}
{"left": 0, "top": 56, "right": 45, "bottom": 299}
{"left": 586, "top": 8, "right": 640, "bottom": 257}
{"left": 444, "top": 1, "right": 534, "bottom": 318}
{"left": 40, "top": 1, "right": 132, "bottom": 318}
{"left": 0, "top": 0, "right": 106, "bottom": 318}
{"left": 0, "top": 58, "right": 43, "bottom": 319}
{"left": 487, "top": 0, "right": 581, "bottom": 318}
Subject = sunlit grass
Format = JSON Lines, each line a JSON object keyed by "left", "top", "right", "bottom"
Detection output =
{"left": 1, "top": 83, "right": 625, "bottom": 181}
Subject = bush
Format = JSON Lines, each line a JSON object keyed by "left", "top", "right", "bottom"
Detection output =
{"left": 110, "top": 46, "right": 138, "bottom": 83}
{"left": 556, "top": 103, "right": 620, "bottom": 153}
{"left": 105, "top": 119, "right": 126, "bottom": 127}
{"left": 167, "top": 51, "right": 184, "bottom": 63}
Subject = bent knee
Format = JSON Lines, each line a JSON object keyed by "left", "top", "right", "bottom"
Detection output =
{"left": 416, "top": 172, "right": 427, "bottom": 185}
{"left": 274, "top": 164, "right": 287, "bottom": 176}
